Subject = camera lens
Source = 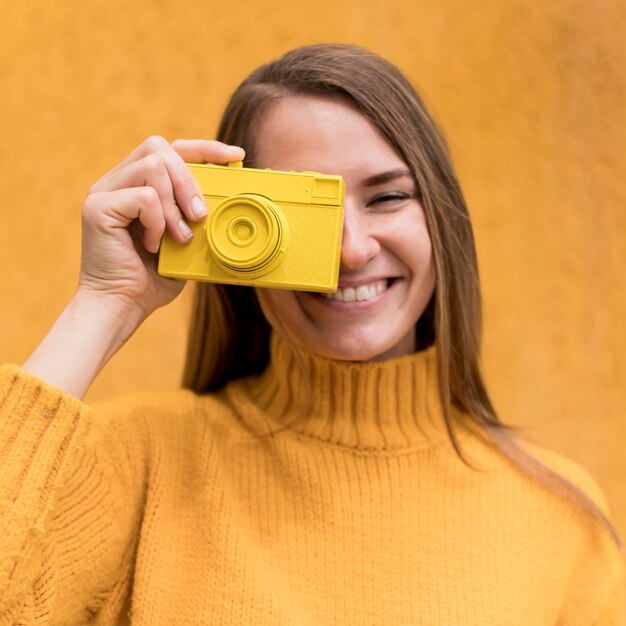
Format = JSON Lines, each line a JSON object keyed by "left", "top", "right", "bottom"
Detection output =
{"left": 207, "top": 194, "right": 288, "bottom": 277}
{"left": 227, "top": 217, "right": 258, "bottom": 246}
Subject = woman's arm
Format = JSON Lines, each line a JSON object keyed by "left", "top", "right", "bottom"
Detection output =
{"left": 0, "top": 364, "right": 153, "bottom": 623}
{"left": 0, "top": 137, "right": 244, "bottom": 621}
{"left": 22, "top": 136, "right": 244, "bottom": 399}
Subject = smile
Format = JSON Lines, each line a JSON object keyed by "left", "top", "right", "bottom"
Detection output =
{"left": 322, "top": 279, "right": 390, "bottom": 302}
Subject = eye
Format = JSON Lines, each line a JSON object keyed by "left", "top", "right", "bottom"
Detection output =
{"left": 368, "top": 192, "right": 411, "bottom": 209}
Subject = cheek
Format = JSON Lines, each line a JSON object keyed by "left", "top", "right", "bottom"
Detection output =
{"left": 395, "top": 219, "right": 433, "bottom": 275}
{"left": 419, "top": 237, "right": 436, "bottom": 296}
{"left": 422, "top": 234, "right": 435, "bottom": 277}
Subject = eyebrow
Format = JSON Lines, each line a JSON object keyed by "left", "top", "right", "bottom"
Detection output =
{"left": 361, "top": 169, "right": 413, "bottom": 187}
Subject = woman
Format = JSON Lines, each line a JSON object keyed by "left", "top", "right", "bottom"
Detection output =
{"left": 1, "top": 45, "right": 623, "bottom": 624}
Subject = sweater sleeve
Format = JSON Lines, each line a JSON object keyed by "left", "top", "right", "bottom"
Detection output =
{"left": 0, "top": 364, "right": 147, "bottom": 624}
{"left": 591, "top": 582, "right": 626, "bottom": 626}
{"left": 549, "top": 454, "right": 626, "bottom": 626}
{"left": 560, "top": 516, "right": 626, "bottom": 626}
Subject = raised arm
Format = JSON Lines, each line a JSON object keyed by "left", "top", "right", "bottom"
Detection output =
{"left": 1, "top": 137, "right": 244, "bottom": 622}
{"left": 22, "top": 136, "right": 244, "bottom": 399}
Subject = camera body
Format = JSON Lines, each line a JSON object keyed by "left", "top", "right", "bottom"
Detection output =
{"left": 158, "top": 162, "right": 344, "bottom": 292}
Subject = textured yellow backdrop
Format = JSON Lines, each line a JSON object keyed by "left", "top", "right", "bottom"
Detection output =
{"left": 1, "top": 1, "right": 624, "bottom": 538}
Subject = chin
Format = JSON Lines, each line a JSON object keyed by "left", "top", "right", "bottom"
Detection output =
{"left": 256, "top": 288, "right": 418, "bottom": 362}
{"left": 293, "top": 330, "right": 416, "bottom": 362}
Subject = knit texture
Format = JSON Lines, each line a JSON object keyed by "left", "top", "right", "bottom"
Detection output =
{"left": 0, "top": 334, "right": 624, "bottom": 624}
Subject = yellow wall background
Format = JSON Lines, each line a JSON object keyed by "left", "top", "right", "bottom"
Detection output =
{"left": 1, "top": 1, "right": 624, "bottom": 538}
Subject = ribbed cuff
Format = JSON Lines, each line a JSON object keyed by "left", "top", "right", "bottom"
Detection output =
{"left": 0, "top": 363, "right": 94, "bottom": 515}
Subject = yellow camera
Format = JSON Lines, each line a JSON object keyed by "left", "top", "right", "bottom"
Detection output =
{"left": 158, "top": 161, "right": 345, "bottom": 292}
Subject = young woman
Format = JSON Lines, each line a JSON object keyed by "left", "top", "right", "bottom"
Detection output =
{"left": 1, "top": 45, "right": 623, "bottom": 624}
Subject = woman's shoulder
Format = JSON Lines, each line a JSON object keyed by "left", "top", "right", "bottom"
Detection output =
{"left": 524, "top": 442, "right": 625, "bottom": 620}
{"left": 458, "top": 420, "right": 612, "bottom": 517}
{"left": 457, "top": 421, "right": 621, "bottom": 550}
{"left": 522, "top": 440, "right": 613, "bottom": 515}
{"left": 458, "top": 425, "right": 624, "bottom": 618}
{"left": 89, "top": 385, "right": 233, "bottom": 439}
{"left": 87, "top": 385, "right": 247, "bottom": 466}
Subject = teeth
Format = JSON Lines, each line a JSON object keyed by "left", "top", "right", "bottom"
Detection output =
{"left": 356, "top": 286, "right": 369, "bottom": 301}
{"left": 322, "top": 279, "right": 389, "bottom": 302}
{"left": 343, "top": 287, "right": 356, "bottom": 302}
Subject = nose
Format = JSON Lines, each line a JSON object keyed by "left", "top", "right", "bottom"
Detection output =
{"left": 340, "top": 202, "right": 380, "bottom": 270}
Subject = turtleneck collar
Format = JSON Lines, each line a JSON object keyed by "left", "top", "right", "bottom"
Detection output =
{"left": 229, "top": 332, "right": 466, "bottom": 452}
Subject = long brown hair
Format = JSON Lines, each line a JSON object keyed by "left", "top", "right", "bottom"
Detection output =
{"left": 183, "top": 44, "right": 619, "bottom": 544}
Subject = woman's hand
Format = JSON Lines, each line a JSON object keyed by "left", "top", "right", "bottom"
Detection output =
{"left": 79, "top": 136, "right": 244, "bottom": 319}
{"left": 22, "top": 137, "right": 245, "bottom": 399}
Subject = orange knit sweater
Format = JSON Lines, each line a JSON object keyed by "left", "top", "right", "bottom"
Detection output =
{"left": 0, "top": 334, "right": 624, "bottom": 624}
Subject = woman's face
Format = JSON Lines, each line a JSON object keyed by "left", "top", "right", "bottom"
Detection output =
{"left": 253, "top": 95, "right": 435, "bottom": 361}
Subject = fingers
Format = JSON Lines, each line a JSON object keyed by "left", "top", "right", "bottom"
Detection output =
{"left": 87, "top": 136, "right": 245, "bottom": 248}
{"left": 171, "top": 139, "right": 245, "bottom": 165}
{"left": 90, "top": 154, "right": 193, "bottom": 244}
{"left": 93, "top": 137, "right": 202, "bottom": 237}
{"left": 102, "top": 135, "right": 178, "bottom": 178}
{"left": 83, "top": 187, "right": 166, "bottom": 254}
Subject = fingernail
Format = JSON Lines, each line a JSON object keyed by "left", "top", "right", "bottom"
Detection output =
{"left": 178, "top": 219, "right": 193, "bottom": 240}
{"left": 191, "top": 196, "right": 208, "bottom": 219}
